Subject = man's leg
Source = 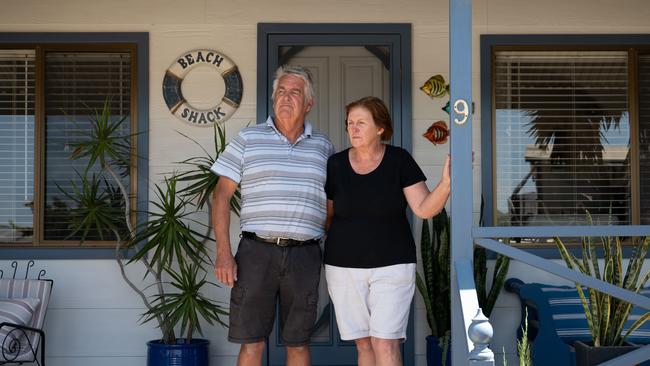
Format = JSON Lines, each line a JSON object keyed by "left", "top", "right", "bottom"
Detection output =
{"left": 286, "top": 345, "right": 310, "bottom": 366}
{"left": 229, "top": 239, "right": 280, "bottom": 365}
{"left": 237, "top": 341, "right": 265, "bottom": 366}
{"left": 279, "top": 244, "right": 322, "bottom": 363}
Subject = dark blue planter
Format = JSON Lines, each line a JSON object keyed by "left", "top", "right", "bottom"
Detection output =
{"left": 574, "top": 340, "right": 642, "bottom": 366}
{"left": 426, "top": 335, "right": 451, "bottom": 366}
{"left": 147, "top": 338, "right": 209, "bottom": 366}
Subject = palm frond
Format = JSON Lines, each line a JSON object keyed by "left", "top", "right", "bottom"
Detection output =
{"left": 128, "top": 177, "right": 210, "bottom": 269}
{"left": 141, "top": 262, "right": 228, "bottom": 341}
{"left": 69, "top": 98, "right": 135, "bottom": 174}
{"left": 58, "top": 172, "right": 124, "bottom": 242}
{"left": 174, "top": 123, "right": 241, "bottom": 213}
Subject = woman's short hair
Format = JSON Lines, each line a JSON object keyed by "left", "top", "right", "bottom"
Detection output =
{"left": 272, "top": 65, "right": 315, "bottom": 105}
{"left": 345, "top": 96, "right": 394, "bottom": 141}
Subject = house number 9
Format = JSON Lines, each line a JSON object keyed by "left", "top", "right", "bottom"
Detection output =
{"left": 453, "top": 99, "right": 469, "bottom": 125}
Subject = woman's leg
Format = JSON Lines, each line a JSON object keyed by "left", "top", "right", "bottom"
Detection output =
{"left": 365, "top": 264, "right": 415, "bottom": 366}
{"left": 370, "top": 337, "right": 402, "bottom": 366}
{"left": 355, "top": 337, "right": 375, "bottom": 366}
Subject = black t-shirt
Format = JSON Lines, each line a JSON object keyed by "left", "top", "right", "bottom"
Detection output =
{"left": 324, "top": 145, "right": 426, "bottom": 268}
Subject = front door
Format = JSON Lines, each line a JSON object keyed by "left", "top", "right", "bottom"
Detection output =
{"left": 257, "top": 23, "right": 413, "bottom": 366}
{"left": 287, "top": 46, "right": 390, "bottom": 151}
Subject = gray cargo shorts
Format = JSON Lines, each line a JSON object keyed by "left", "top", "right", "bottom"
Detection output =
{"left": 227, "top": 236, "right": 322, "bottom": 346}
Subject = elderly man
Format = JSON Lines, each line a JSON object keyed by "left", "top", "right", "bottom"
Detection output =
{"left": 211, "top": 65, "right": 334, "bottom": 366}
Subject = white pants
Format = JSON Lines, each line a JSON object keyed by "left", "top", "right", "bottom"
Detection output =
{"left": 325, "top": 263, "right": 416, "bottom": 341}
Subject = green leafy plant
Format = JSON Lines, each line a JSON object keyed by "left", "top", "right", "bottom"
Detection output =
{"left": 474, "top": 246, "right": 510, "bottom": 317}
{"left": 129, "top": 177, "right": 209, "bottom": 267}
{"left": 555, "top": 213, "right": 650, "bottom": 346}
{"left": 501, "top": 307, "right": 532, "bottom": 366}
{"left": 143, "top": 261, "right": 226, "bottom": 342}
{"left": 416, "top": 209, "right": 451, "bottom": 365}
{"left": 172, "top": 124, "right": 242, "bottom": 246}
{"left": 417, "top": 208, "right": 451, "bottom": 341}
{"left": 174, "top": 125, "right": 241, "bottom": 214}
{"left": 517, "top": 307, "right": 532, "bottom": 366}
{"left": 475, "top": 198, "right": 511, "bottom": 317}
{"left": 62, "top": 98, "right": 235, "bottom": 344}
{"left": 59, "top": 173, "right": 123, "bottom": 241}
{"left": 69, "top": 99, "right": 132, "bottom": 175}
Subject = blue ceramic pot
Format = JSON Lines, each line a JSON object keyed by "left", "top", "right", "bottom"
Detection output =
{"left": 147, "top": 338, "right": 209, "bottom": 366}
{"left": 426, "top": 335, "right": 451, "bottom": 366}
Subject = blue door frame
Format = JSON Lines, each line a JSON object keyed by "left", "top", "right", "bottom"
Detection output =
{"left": 257, "top": 23, "right": 413, "bottom": 366}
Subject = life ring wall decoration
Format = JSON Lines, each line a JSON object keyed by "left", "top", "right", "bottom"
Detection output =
{"left": 163, "top": 49, "right": 243, "bottom": 126}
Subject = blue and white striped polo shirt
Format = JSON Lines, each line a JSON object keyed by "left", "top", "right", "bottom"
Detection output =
{"left": 211, "top": 117, "right": 335, "bottom": 241}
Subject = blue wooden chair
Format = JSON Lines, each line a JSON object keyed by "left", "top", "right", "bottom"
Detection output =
{"left": 505, "top": 278, "right": 650, "bottom": 366}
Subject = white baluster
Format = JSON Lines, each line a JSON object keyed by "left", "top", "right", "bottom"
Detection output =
{"left": 468, "top": 308, "right": 494, "bottom": 365}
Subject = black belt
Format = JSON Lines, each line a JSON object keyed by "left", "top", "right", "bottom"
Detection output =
{"left": 241, "top": 231, "right": 320, "bottom": 247}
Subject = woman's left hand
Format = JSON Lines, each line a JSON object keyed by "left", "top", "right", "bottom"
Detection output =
{"left": 441, "top": 154, "right": 451, "bottom": 184}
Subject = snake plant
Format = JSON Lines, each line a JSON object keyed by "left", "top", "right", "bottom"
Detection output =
{"left": 416, "top": 205, "right": 510, "bottom": 343}
{"left": 416, "top": 208, "right": 451, "bottom": 340}
{"left": 555, "top": 213, "right": 650, "bottom": 346}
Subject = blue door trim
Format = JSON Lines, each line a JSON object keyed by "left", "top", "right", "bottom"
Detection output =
{"left": 257, "top": 23, "right": 414, "bottom": 366}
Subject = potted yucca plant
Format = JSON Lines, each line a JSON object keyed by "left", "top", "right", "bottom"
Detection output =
{"left": 62, "top": 99, "right": 238, "bottom": 366}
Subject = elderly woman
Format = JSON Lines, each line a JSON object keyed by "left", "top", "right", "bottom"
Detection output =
{"left": 324, "top": 96, "right": 451, "bottom": 366}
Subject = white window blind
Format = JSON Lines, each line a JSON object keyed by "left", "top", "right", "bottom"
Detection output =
{"left": 494, "top": 50, "right": 630, "bottom": 227}
{"left": 0, "top": 50, "right": 35, "bottom": 243}
{"left": 43, "top": 51, "right": 131, "bottom": 241}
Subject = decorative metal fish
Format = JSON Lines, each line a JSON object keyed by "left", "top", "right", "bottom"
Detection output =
{"left": 423, "top": 121, "right": 449, "bottom": 145}
{"left": 442, "top": 100, "right": 476, "bottom": 115}
{"left": 442, "top": 101, "right": 450, "bottom": 115}
{"left": 420, "top": 74, "right": 449, "bottom": 99}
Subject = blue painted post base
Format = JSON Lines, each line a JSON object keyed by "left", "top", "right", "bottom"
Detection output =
{"left": 426, "top": 335, "right": 451, "bottom": 366}
{"left": 147, "top": 338, "right": 210, "bottom": 366}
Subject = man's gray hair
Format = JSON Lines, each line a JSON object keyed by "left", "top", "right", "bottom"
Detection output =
{"left": 272, "top": 65, "right": 315, "bottom": 105}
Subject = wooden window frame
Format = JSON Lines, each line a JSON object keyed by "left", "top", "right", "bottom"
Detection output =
{"left": 481, "top": 35, "right": 650, "bottom": 250}
{"left": 0, "top": 33, "right": 148, "bottom": 259}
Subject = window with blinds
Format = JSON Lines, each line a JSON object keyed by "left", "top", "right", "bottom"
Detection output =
{"left": 43, "top": 51, "right": 131, "bottom": 241}
{"left": 0, "top": 46, "right": 135, "bottom": 247}
{"left": 0, "top": 50, "right": 35, "bottom": 243}
{"left": 494, "top": 50, "right": 631, "bottom": 227}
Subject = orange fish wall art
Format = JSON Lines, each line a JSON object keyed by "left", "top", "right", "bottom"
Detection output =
{"left": 423, "top": 121, "right": 449, "bottom": 145}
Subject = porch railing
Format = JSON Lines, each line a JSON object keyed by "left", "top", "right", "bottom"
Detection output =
{"left": 448, "top": 0, "right": 650, "bottom": 364}
{"left": 464, "top": 228, "right": 650, "bottom": 366}
{"left": 452, "top": 231, "right": 650, "bottom": 365}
